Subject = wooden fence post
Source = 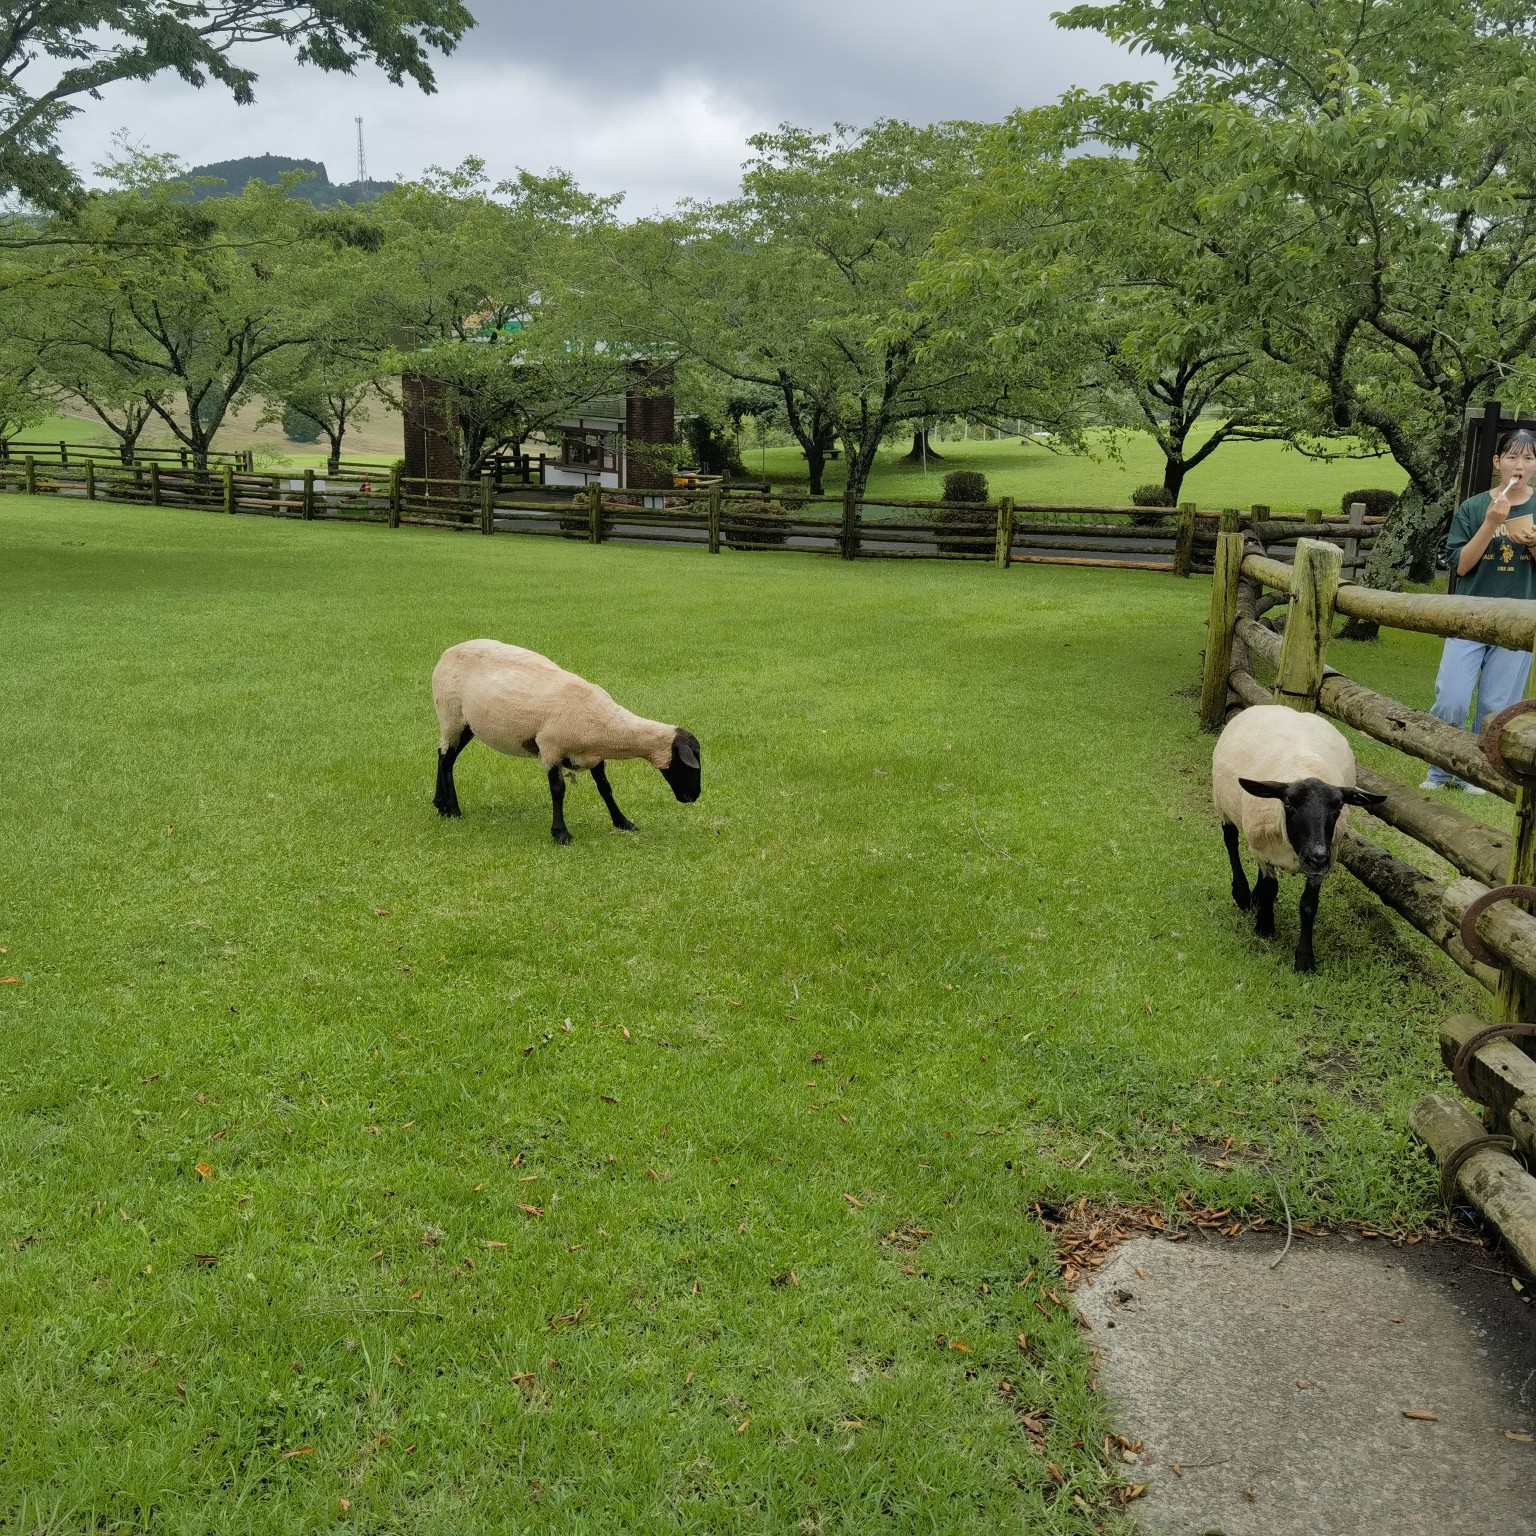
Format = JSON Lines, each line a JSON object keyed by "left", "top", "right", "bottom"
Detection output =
{"left": 1493, "top": 632, "right": 1536, "bottom": 1025}
{"left": 1199, "top": 531, "right": 1246, "bottom": 731}
{"left": 1272, "top": 537, "right": 1342, "bottom": 712}
{"left": 1172, "top": 501, "right": 1197, "bottom": 576}
{"left": 994, "top": 497, "right": 1015, "bottom": 569}
{"left": 24, "top": 455, "right": 35, "bottom": 495}
{"left": 1248, "top": 504, "right": 1268, "bottom": 527}
{"left": 388, "top": 465, "right": 402, "bottom": 528}
{"left": 84, "top": 460, "right": 95, "bottom": 501}
{"left": 587, "top": 480, "right": 603, "bottom": 544}
{"left": 480, "top": 469, "right": 495, "bottom": 535}
{"left": 302, "top": 468, "right": 315, "bottom": 521}
{"left": 149, "top": 462, "right": 160, "bottom": 506}
{"left": 1219, "top": 507, "right": 1241, "bottom": 535}
{"left": 222, "top": 464, "right": 235, "bottom": 515}
{"left": 1341, "top": 501, "right": 1366, "bottom": 579}
{"left": 1304, "top": 506, "right": 1323, "bottom": 525}
{"left": 841, "top": 488, "right": 859, "bottom": 560}
{"left": 707, "top": 485, "right": 722, "bottom": 554}
{"left": 59, "top": 440, "right": 68, "bottom": 465}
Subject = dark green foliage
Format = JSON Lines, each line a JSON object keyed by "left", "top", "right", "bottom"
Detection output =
{"left": 1130, "top": 481, "right": 1176, "bottom": 526}
{"left": 282, "top": 401, "right": 324, "bottom": 443}
{"left": 681, "top": 413, "right": 746, "bottom": 477}
{"left": 725, "top": 498, "right": 791, "bottom": 548}
{"left": 186, "top": 155, "right": 398, "bottom": 207}
{"left": 942, "top": 469, "right": 989, "bottom": 503}
{"left": 933, "top": 503, "right": 994, "bottom": 555}
{"left": 1341, "top": 488, "right": 1400, "bottom": 519}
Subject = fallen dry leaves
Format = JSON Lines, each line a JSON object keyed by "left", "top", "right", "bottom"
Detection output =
{"left": 1402, "top": 1409, "right": 1439, "bottom": 1422}
{"left": 1038, "top": 1196, "right": 1482, "bottom": 1290}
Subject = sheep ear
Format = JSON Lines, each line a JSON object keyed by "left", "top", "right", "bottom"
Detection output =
{"left": 1342, "top": 787, "right": 1388, "bottom": 808}
{"left": 1238, "top": 777, "right": 1289, "bottom": 800}
{"left": 675, "top": 733, "right": 700, "bottom": 770}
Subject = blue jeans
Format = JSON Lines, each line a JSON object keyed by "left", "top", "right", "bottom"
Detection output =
{"left": 1422, "top": 638, "right": 1533, "bottom": 786}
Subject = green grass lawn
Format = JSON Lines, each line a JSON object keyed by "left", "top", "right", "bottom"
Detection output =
{"left": 753, "top": 432, "right": 1406, "bottom": 515}
{"left": 0, "top": 497, "right": 1469, "bottom": 1533}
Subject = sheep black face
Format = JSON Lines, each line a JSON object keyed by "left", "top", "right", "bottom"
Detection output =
{"left": 1237, "top": 777, "right": 1385, "bottom": 877}
{"left": 661, "top": 729, "right": 701, "bottom": 803}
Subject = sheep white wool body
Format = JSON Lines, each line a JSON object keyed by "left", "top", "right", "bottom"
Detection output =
{"left": 1211, "top": 705, "right": 1358, "bottom": 875}
{"left": 1211, "top": 703, "right": 1382, "bottom": 972}
{"left": 431, "top": 639, "right": 701, "bottom": 844}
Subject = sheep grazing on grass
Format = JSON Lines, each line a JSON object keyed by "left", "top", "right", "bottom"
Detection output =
{"left": 1212, "top": 705, "right": 1384, "bottom": 972}
{"left": 431, "top": 639, "right": 701, "bottom": 845}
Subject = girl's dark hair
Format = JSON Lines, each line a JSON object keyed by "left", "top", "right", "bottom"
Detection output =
{"left": 1496, "top": 427, "right": 1536, "bottom": 455}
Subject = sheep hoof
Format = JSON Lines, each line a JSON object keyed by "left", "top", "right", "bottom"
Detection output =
{"left": 1254, "top": 917, "right": 1276, "bottom": 941}
{"left": 552, "top": 828, "right": 573, "bottom": 846}
{"left": 612, "top": 819, "right": 638, "bottom": 833}
{"left": 1294, "top": 953, "right": 1316, "bottom": 974}
{"left": 436, "top": 803, "right": 461, "bottom": 818}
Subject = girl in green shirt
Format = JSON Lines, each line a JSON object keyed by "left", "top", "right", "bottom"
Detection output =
{"left": 1423, "top": 428, "right": 1536, "bottom": 790}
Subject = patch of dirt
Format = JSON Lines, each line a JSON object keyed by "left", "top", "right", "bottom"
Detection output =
{"left": 1037, "top": 1196, "right": 1483, "bottom": 1290}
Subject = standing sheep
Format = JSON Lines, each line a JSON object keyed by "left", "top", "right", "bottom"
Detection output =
{"left": 1212, "top": 705, "right": 1384, "bottom": 972}
{"left": 431, "top": 640, "right": 701, "bottom": 844}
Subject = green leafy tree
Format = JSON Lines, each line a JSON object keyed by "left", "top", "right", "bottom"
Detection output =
{"left": 375, "top": 161, "right": 634, "bottom": 481}
{"left": 933, "top": 104, "right": 1308, "bottom": 504}
{"left": 1054, "top": 0, "right": 1536, "bottom": 595}
{"left": 608, "top": 121, "right": 1081, "bottom": 500}
{"left": 0, "top": 2, "right": 473, "bottom": 212}
{"left": 31, "top": 154, "right": 378, "bottom": 469}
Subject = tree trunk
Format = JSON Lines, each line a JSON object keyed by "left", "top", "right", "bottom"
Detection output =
{"left": 805, "top": 442, "right": 827, "bottom": 496}
{"left": 1163, "top": 457, "right": 1187, "bottom": 502}
{"left": 1343, "top": 483, "right": 1435, "bottom": 639}
{"left": 902, "top": 428, "right": 942, "bottom": 463}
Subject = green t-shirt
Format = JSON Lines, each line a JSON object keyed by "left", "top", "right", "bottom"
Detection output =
{"left": 1448, "top": 491, "right": 1536, "bottom": 600}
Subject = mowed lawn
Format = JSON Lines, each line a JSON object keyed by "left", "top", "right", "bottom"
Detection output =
{"left": 0, "top": 501, "right": 1471, "bottom": 1533}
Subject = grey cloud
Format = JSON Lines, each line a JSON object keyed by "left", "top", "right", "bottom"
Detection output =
{"left": 53, "top": 1, "right": 1159, "bottom": 211}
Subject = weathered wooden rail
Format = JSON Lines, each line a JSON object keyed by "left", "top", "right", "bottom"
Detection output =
{"left": 1200, "top": 530, "right": 1536, "bottom": 1268}
{"left": 1, "top": 445, "right": 1384, "bottom": 576}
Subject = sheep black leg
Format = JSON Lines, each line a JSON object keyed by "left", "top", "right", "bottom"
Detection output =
{"left": 591, "top": 762, "right": 637, "bottom": 832}
{"left": 1295, "top": 875, "right": 1323, "bottom": 973}
{"left": 433, "top": 725, "right": 473, "bottom": 817}
{"left": 1222, "top": 823, "right": 1251, "bottom": 910}
{"left": 547, "top": 766, "right": 572, "bottom": 845}
{"left": 1252, "top": 869, "right": 1279, "bottom": 940}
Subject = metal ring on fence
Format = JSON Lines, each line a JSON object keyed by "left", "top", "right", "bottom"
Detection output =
{"left": 1451, "top": 1021, "right": 1536, "bottom": 1102}
{"left": 1457, "top": 885, "right": 1536, "bottom": 965}
{"left": 1480, "top": 699, "right": 1536, "bottom": 783}
{"left": 1440, "top": 1133, "right": 1518, "bottom": 1205}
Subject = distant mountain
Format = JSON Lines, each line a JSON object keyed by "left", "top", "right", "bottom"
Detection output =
{"left": 184, "top": 155, "right": 397, "bottom": 207}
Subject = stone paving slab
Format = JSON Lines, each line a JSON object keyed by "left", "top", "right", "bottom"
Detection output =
{"left": 1077, "top": 1232, "right": 1536, "bottom": 1536}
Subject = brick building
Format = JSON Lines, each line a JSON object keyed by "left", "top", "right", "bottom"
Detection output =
{"left": 401, "top": 363, "right": 675, "bottom": 490}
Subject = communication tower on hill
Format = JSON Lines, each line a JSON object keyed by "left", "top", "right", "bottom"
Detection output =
{"left": 355, "top": 117, "right": 367, "bottom": 184}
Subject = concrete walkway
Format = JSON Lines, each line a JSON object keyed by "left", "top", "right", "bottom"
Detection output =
{"left": 1078, "top": 1233, "right": 1536, "bottom": 1536}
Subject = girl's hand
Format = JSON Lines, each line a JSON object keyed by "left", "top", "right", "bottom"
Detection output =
{"left": 1487, "top": 475, "right": 1521, "bottom": 526}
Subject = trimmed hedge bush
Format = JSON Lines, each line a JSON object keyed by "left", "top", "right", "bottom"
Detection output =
{"left": 725, "top": 499, "right": 791, "bottom": 550}
{"left": 1340, "top": 488, "right": 1399, "bottom": 519}
{"left": 942, "top": 470, "right": 989, "bottom": 503}
{"left": 1129, "top": 482, "right": 1175, "bottom": 528}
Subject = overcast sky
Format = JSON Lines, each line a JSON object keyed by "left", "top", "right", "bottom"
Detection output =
{"left": 54, "top": 1, "right": 1158, "bottom": 213}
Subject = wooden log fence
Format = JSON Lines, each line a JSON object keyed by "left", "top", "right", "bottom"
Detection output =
{"left": 0, "top": 443, "right": 1385, "bottom": 577}
{"left": 1200, "top": 528, "right": 1536, "bottom": 1270}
